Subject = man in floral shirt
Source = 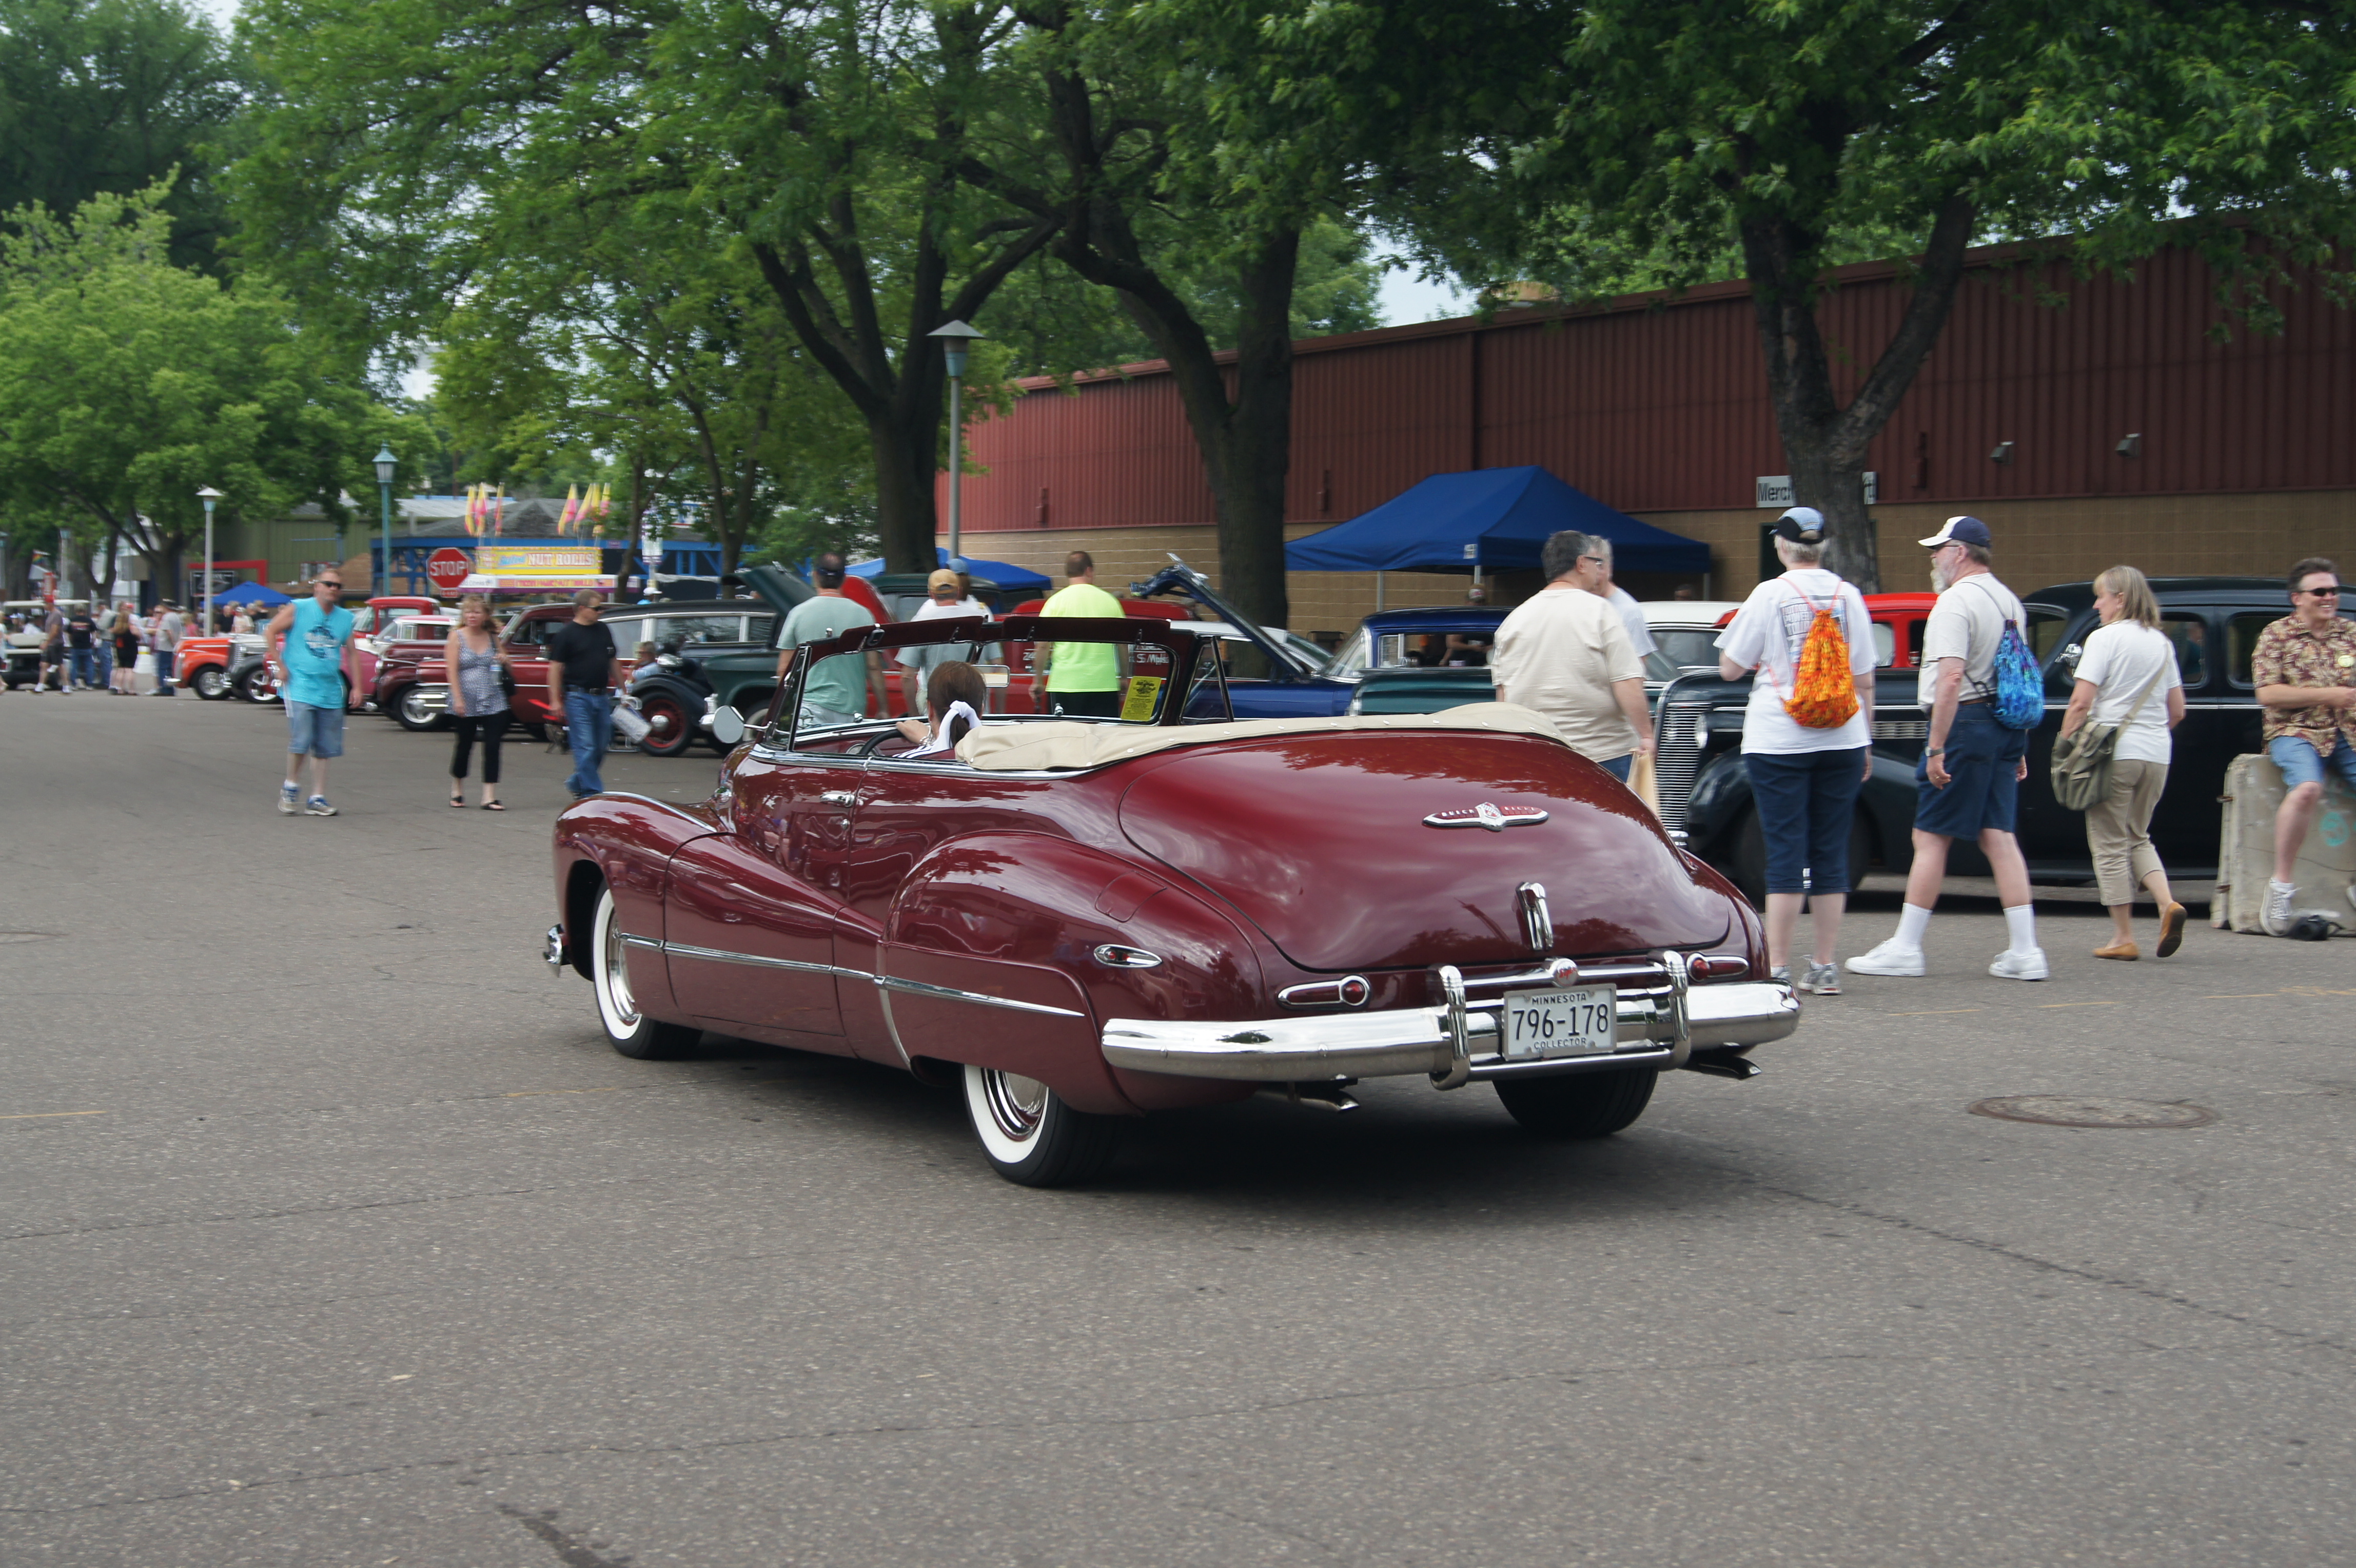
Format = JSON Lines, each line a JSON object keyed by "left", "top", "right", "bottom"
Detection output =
{"left": 2251, "top": 555, "right": 2356, "bottom": 932}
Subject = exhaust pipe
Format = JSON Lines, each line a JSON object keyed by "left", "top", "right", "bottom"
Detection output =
{"left": 1683, "top": 1048, "right": 1759, "bottom": 1081}
{"left": 1264, "top": 1081, "right": 1360, "bottom": 1112}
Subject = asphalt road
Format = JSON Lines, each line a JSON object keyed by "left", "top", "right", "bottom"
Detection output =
{"left": 5, "top": 691, "right": 2353, "bottom": 1568}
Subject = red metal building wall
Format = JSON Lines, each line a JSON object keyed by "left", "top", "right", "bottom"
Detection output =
{"left": 951, "top": 245, "right": 2354, "bottom": 533}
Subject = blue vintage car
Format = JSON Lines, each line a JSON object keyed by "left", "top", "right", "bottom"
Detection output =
{"left": 1132, "top": 557, "right": 1509, "bottom": 718}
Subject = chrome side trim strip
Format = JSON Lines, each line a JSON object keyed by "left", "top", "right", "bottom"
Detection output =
{"left": 618, "top": 933, "right": 664, "bottom": 951}
{"left": 663, "top": 939, "right": 840, "bottom": 976}
{"left": 642, "top": 936, "right": 1085, "bottom": 1020}
{"left": 871, "top": 972, "right": 1086, "bottom": 1018}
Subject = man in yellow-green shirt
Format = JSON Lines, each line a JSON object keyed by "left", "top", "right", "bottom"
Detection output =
{"left": 1037, "top": 550, "right": 1126, "bottom": 717}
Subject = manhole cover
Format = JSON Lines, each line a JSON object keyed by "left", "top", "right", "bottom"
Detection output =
{"left": 1970, "top": 1095, "right": 2215, "bottom": 1129}
{"left": 0, "top": 932, "right": 57, "bottom": 944}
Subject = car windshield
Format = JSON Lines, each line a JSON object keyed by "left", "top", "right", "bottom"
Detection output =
{"left": 1649, "top": 628, "right": 1723, "bottom": 671}
{"left": 788, "top": 630, "right": 1204, "bottom": 749}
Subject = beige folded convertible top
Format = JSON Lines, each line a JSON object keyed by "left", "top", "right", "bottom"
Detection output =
{"left": 954, "top": 702, "right": 1567, "bottom": 772}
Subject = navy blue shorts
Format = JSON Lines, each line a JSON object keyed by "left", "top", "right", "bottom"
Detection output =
{"left": 1915, "top": 705, "right": 2024, "bottom": 839}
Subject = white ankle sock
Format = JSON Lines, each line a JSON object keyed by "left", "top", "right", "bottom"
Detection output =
{"left": 2004, "top": 903, "right": 2038, "bottom": 953}
{"left": 1894, "top": 903, "right": 1932, "bottom": 950}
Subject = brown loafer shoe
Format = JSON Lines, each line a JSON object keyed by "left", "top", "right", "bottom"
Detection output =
{"left": 2093, "top": 939, "right": 2139, "bottom": 961}
{"left": 2154, "top": 902, "right": 2187, "bottom": 958}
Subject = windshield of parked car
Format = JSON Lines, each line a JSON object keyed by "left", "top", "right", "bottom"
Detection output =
{"left": 1649, "top": 628, "right": 1723, "bottom": 671}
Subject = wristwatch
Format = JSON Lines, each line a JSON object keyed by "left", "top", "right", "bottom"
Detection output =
{"left": 1925, "top": 747, "right": 1946, "bottom": 757}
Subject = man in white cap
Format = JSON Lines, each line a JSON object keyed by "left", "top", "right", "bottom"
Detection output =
{"left": 896, "top": 567, "right": 988, "bottom": 714}
{"left": 1849, "top": 515, "right": 2047, "bottom": 980}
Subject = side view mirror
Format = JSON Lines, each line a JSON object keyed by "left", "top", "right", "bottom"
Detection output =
{"left": 709, "top": 705, "right": 746, "bottom": 746}
{"left": 2058, "top": 642, "right": 2083, "bottom": 672}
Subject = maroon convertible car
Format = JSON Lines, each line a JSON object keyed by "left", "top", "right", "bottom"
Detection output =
{"left": 544, "top": 613, "right": 1798, "bottom": 1185}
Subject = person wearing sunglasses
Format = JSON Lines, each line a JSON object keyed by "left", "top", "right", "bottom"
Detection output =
{"left": 2250, "top": 556, "right": 2356, "bottom": 933}
{"left": 266, "top": 572, "right": 356, "bottom": 816}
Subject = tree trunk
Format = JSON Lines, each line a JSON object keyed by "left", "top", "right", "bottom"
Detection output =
{"left": 1740, "top": 194, "right": 1977, "bottom": 593}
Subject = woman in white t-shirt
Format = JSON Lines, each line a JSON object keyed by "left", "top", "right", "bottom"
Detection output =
{"left": 1713, "top": 509, "right": 1878, "bottom": 996}
{"left": 2057, "top": 565, "right": 2187, "bottom": 960}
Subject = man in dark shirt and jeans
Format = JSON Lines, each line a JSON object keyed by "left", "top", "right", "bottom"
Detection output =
{"left": 545, "top": 590, "right": 626, "bottom": 799}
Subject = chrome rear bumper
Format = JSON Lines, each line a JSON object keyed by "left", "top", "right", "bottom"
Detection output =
{"left": 1101, "top": 971, "right": 1796, "bottom": 1088}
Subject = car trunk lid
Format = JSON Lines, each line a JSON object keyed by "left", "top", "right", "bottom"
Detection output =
{"left": 1117, "top": 733, "right": 1729, "bottom": 972}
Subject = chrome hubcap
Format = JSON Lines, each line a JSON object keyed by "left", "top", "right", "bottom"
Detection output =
{"left": 980, "top": 1069, "right": 1047, "bottom": 1143}
{"left": 600, "top": 912, "right": 639, "bottom": 1027}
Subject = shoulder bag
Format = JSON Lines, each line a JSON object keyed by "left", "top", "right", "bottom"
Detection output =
{"left": 2048, "top": 644, "right": 2172, "bottom": 812}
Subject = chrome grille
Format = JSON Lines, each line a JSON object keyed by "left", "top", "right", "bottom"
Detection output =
{"left": 1654, "top": 704, "right": 1707, "bottom": 833}
{"left": 1872, "top": 715, "right": 1929, "bottom": 741}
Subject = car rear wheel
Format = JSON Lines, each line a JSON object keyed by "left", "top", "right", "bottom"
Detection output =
{"left": 393, "top": 686, "right": 447, "bottom": 731}
{"left": 961, "top": 1064, "right": 1122, "bottom": 1187}
{"left": 1494, "top": 1065, "right": 1658, "bottom": 1138}
{"left": 592, "top": 887, "right": 698, "bottom": 1061}
{"left": 635, "top": 692, "right": 694, "bottom": 757}
{"left": 191, "top": 665, "right": 230, "bottom": 700}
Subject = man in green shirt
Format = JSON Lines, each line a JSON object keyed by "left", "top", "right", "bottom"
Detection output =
{"left": 776, "top": 553, "right": 880, "bottom": 728}
{"left": 1037, "top": 551, "right": 1126, "bottom": 717}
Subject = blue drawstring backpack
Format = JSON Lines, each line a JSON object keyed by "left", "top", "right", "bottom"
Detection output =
{"left": 1968, "top": 578, "right": 2043, "bottom": 729}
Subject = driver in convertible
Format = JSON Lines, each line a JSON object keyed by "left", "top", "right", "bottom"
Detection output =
{"left": 896, "top": 661, "right": 989, "bottom": 758}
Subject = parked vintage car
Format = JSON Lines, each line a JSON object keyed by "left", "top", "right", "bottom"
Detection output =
{"left": 542, "top": 612, "right": 1796, "bottom": 1185}
{"left": 4, "top": 599, "right": 88, "bottom": 689}
{"left": 1656, "top": 575, "right": 2331, "bottom": 898}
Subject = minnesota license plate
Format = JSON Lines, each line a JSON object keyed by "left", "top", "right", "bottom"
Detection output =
{"left": 1500, "top": 986, "right": 1618, "bottom": 1058}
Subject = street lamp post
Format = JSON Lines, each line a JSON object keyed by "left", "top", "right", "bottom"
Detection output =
{"left": 372, "top": 446, "right": 398, "bottom": 601}
{"left": 926, "top": 320, "right": 986, "bottom": 568}
{"left": 197, "top": 487, "right": 224, "bottom": 633}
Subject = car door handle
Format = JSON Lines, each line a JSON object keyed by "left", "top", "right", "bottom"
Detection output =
{"left": 819, "top": 791, "right": 858, "bottom": 807}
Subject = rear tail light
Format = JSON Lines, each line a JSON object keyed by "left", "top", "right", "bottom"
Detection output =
{"left": 1689, "top": 954, "right": 1750, "bottom": 981}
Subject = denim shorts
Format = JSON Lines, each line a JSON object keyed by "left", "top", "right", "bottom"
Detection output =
{"left": 1746, "top": 747, "right": 1869, "bottom": 894}
{"left": 2268, "top": 735, "right": 2356, "bottom": 794}
{"left": 1914, "top": 704, "right": 2024, "bottom": 838}
{"left": 286, "top": 700, "right": 345, "bottom": 758}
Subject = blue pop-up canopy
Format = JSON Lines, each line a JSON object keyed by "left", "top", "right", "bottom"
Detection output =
{"left": 846, "top": 548, "right": 1051, "bottom": 594}
{"left": 211, "top": 581, "right": 292, "bottom": 606}
{"left": 1286, "top": 465, "right": 1710, "bottom": 576}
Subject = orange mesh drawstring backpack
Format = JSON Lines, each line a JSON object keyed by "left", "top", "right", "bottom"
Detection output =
{"left": 1782, "top": 581, "right": 1859, "bottom": 729}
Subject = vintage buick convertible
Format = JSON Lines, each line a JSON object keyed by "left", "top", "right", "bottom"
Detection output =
{"left": 545, "top": 614, "right": 1797, "bottom": 1185}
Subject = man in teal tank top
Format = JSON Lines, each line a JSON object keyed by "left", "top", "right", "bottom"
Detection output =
{"left": 266, "top": 571, "right": 357, "bottom": 816}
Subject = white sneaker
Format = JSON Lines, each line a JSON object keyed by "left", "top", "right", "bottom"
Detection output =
{"left": 1989, "top": 948, "right": 2050, "bottom": 981}
{"left": 2263, "top": 879, "right": 2298, "bottom": 935}
{"left": 278, "top": 782, "right": 300, "bottom": 815}
{"left": 1847, "top": 939, "right": 1926, "bottom": 977}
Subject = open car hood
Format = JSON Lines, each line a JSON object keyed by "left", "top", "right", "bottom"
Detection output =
{"left": 1117, "top": 733, "right": 1729, "bottom": 972}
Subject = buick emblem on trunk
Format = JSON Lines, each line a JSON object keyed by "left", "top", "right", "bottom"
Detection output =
{"left": 1423, "top": 801, "right": 1548, "bottom": 832}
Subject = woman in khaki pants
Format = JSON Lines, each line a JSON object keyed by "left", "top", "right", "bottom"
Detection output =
{"left": 2057, "top": 566, "right": 2188, "bottom": 958}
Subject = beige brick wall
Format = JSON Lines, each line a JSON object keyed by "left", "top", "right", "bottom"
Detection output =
{"left": 952, "top": 487, "right": 2355, "bottom": 638}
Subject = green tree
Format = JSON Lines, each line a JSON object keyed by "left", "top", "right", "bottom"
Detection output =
{"left": 435, "top": 219, "right": 870, "bottom": 576}
{"left": 231, "top": 0, "right": 1068, "bottom": 574}
{"left": 0, "top": 0, "right": 249, "bottom": 275}
{"left": 958, "top": 0, "right": 1376, "bottom": 628}
{"left": 0, "top": 184, "right": 406, "bottom": 599}
{"left": 1276, "top": 0, "right": 2356, "bottom": 587}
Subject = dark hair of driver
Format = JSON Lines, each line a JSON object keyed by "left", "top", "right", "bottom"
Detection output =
{"left": 927, "top": 660, "right": 989, "bottom": 747}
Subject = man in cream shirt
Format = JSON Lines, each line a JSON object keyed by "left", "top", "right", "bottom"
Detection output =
{"left": 1491, "top": 530, "right": 1653, "bottom": 779}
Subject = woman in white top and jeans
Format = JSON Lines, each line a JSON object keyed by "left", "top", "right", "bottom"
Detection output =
{"left": 1715, "top": 508, "right": 1878, "bottom": 995}
{"left": 2056, "top": 565, "right": 2186, "bottom": 959}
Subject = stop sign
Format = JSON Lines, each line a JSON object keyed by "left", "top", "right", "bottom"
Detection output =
{"left": 425, "top": 547, "right": 473, "bottom": 595}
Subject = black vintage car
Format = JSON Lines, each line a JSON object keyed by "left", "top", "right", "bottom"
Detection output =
{"left": 1658, "top": 576, "right": 2331, "bottom": 899}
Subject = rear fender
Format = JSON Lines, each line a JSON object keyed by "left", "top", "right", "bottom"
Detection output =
{"left": 886, "top": 833, "right": 1265, "bottom": 1114}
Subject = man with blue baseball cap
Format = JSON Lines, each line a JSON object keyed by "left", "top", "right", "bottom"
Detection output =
{"left": 1849, "top": 515, "right": 2047, "bottom": 981}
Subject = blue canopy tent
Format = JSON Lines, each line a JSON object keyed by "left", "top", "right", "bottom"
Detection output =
{"left": 211, "top": 581, "right": 291, "bottom": 606}
{"left": 1286, "top": 465, "right": 1710, "bottom": 578}
{"left": 846, "top": 548, "right": 1051, "bottom": 595}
